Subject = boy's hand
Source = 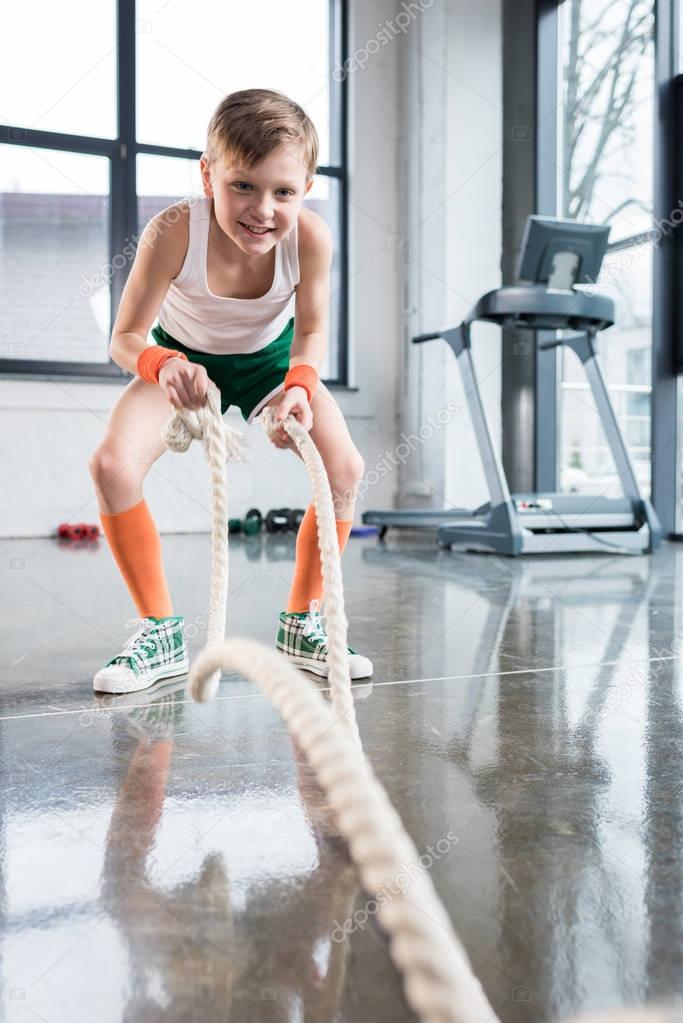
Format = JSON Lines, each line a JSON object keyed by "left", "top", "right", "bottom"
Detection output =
{"left": 270, "top": 386, "right": 313, "bottom": 449}
{"left": 158, "top": 358, "right": 209, "bottom": 411}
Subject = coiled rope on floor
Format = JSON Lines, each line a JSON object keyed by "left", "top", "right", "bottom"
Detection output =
{"left": 160, "top": 381, "right": 678, "bottom": 1023}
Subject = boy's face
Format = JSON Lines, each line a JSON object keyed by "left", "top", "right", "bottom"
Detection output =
{"left": 200, "top": 143, "right": 314, "bottom": 253}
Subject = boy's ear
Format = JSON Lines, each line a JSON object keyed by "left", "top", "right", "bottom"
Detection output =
{"left": 200, "top": 156, "right": 213, "bottom": 198}
{"left": 304, "top": 179, "right": 314, "bottom": 196}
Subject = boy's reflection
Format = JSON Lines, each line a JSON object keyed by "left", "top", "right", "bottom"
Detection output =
{"left": 100, "top": 684, "right": 360, "bottom": 1021}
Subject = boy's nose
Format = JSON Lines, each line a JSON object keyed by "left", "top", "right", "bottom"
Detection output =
{"left": 251, "top": 201, "right": 275, "bottom": 221}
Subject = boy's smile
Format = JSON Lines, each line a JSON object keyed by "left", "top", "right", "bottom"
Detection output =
{"left": 237, "top": 221, "right": 276, "bottom": 239}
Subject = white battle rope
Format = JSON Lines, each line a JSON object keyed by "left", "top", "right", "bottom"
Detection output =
{"left": 161, "top": 383, "right": 248, "bottom": 700}
{"left": 260, "top": 404, "right": 361, "bottom": 751}
{"left": 161, "top": 382, "right": 679, "bottom": 1023}
{"left": 191, "top": 636, "right": 496, "bottom": 1023}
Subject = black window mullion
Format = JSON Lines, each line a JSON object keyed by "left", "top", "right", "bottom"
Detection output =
{"left": 111, "top": 0, "right": 137, "bottom": 330}
{"left": 651, "top": 0, "right": 678, "bottom": 534}
{"left": 135, "top": 142, "right": 204, "bottom": 161}
{"left": 0, "top": 126, "right": 116, "bottom": 157}
{"left": 534, "top": 0, "right": 562, "bottom": 493}
{"left": 331, "top": 0, "right": 348, "bottom": 385}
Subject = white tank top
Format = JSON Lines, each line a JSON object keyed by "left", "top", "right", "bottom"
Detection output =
{"left": 156, "top": 195, "right": 299, "bottom": 354}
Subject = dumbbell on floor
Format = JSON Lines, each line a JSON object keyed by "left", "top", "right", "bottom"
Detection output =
{"left": 265, "top": 508, "right": 291, "bottom": 534}
{"left": 228, "top": 508, "right": 263, "bottom": 536}
{"left": 57, "top": 522, "right": 100, "bottom": 540}
{"left": 264, "top": 508, "right": 306, "bottom": 533}
{"left": 228, "top": 507, "right": 306, "bottom": 536}
{"left": 290, "top": 508, "right": 305, "bottom": 531}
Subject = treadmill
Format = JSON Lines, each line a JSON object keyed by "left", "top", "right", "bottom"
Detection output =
{"left": 363, "top": 216, "right": 662, "bottom": 556}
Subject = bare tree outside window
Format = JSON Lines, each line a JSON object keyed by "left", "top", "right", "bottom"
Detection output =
{"left": 558, "top": 0, "right": 654, "bottom": 498}
{"left": 561, "top": 0, "right": 654, "bottom": 233}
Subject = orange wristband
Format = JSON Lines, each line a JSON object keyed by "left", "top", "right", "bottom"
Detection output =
{"left": 284, "top": 364, "right": 318, "bottom": 404}
{"left": 137, "top": 346, "right": 189, "bottom": 384}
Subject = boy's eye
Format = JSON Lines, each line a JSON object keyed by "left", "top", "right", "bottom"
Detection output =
{"left": 232, "top": 182, "right": 293, "bottom": 197}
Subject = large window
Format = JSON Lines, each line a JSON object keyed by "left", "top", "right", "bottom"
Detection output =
{"left": 0, "top": 2, "right": 347, "bottom": 383}
{"left": 557, "top": 0, "right": 655, "bottom": 497}
{"left": 0, "top": 147, "right": 111, "bottom": 364}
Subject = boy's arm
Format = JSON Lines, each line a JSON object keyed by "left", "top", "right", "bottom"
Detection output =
{"left": 289, "top": 210, "right": 333, "bottom": 374}
{"left": 269, "top": 212, "right": 331, "bottom": 441}
{"left": 109, "top": 206, "right": 188, "bottom": 375}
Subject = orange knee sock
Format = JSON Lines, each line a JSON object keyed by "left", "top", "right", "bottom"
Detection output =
{"left": 99, "top": 498, "right": 174, "bottom": 619}
{"left": 286, "top": 504, "right": 353, "bottom": 613}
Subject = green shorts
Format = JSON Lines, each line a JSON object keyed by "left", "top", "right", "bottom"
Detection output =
{"left": 151, "top": 317, "right": 294, "bottom": 422}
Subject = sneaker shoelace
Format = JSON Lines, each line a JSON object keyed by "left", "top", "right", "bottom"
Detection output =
{"left": 302, "top": 611, "right": 356, "bottom": 655}
{"left": 109, "top": 618, "right": 159, "bottom": 669}
{"left": 302, "top": 610, "right": 328, "bottom": 645}
{"left": 286, "top": 610, "right": 356, "bottom": 657}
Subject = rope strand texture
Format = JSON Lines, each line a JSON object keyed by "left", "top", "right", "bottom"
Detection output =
{"left": 161, "top": 383, "right": 248, "bottom": 700}
{"left": 190, "top": 636, "right": 498, "bottom": 1023}
{"left": 261, "top": 405, "right": 361, "bottom": 750}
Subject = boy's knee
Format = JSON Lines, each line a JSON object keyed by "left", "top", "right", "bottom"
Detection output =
{"left": 89, "top": 446, "right": 123, "bottom": 486}
{"left": 351, "top": 452, "right": 365, "bottom": 482}
{"left": 330, "top": 451, "right": 365, "bottom": 493}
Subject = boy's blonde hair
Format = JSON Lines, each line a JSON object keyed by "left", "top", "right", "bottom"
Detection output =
{"left": 204, "top": 89, "right": 319, "bottom": 184}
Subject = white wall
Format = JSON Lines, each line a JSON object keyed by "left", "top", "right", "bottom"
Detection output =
{"left": 397, "top": 0, "right": 503, "bottom": 512}
{"left": 0, "top": 0, "right": 502, "bottom": 539}
{"left": 443, "top": 0, "right": 503, "bottom": 511}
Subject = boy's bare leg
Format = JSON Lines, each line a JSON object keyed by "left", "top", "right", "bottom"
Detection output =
{"left": 262, "top": 382, "right": 364, "bottom": 614}
{"left": 89, "top": 379, "right": 178, "bottom": 622}
{"left": 307, "top": 382, "right": 364, "bottom": 518}
{"left": 262, "top": 381, "right": 364, "bottom": 518}
{"left": 89, "top": 378, "right": 175, "bottom": 515}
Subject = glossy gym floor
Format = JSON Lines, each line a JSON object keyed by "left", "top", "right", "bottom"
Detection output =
{"left": 2, "top": 530, "right": 683, "bottom": 1021}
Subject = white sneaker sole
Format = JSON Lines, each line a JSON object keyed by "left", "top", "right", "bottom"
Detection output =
{"left": 97, "top": 675, "right": 190, "bottom": 706}
{"left": 93, "top": 657, "right": 190, "bottom": 695}
{"left": 283, "top": 653, "right": 373, "bottom": 681}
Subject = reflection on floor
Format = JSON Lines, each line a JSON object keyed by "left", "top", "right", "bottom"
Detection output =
{"left": 1, "top": 529, "right": 683, "bottom": 1021}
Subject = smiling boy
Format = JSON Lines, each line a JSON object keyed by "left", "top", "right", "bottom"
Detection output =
{"left": 89, "top": 89, "right": 372, "bottom": 694}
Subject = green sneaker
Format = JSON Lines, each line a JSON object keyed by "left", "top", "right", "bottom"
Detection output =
{"left": 93, "top": 616, "right": 189, "bottom": 694}
{"left": 276, "top": 610, "right": 373, "bottom": 680}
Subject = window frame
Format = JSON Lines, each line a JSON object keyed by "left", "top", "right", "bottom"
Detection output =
{"left": 0, "top": 0, "right": 349, "bottom": 386}
{"left": 535, "top": 0, "right": 679, "bottom": 534}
